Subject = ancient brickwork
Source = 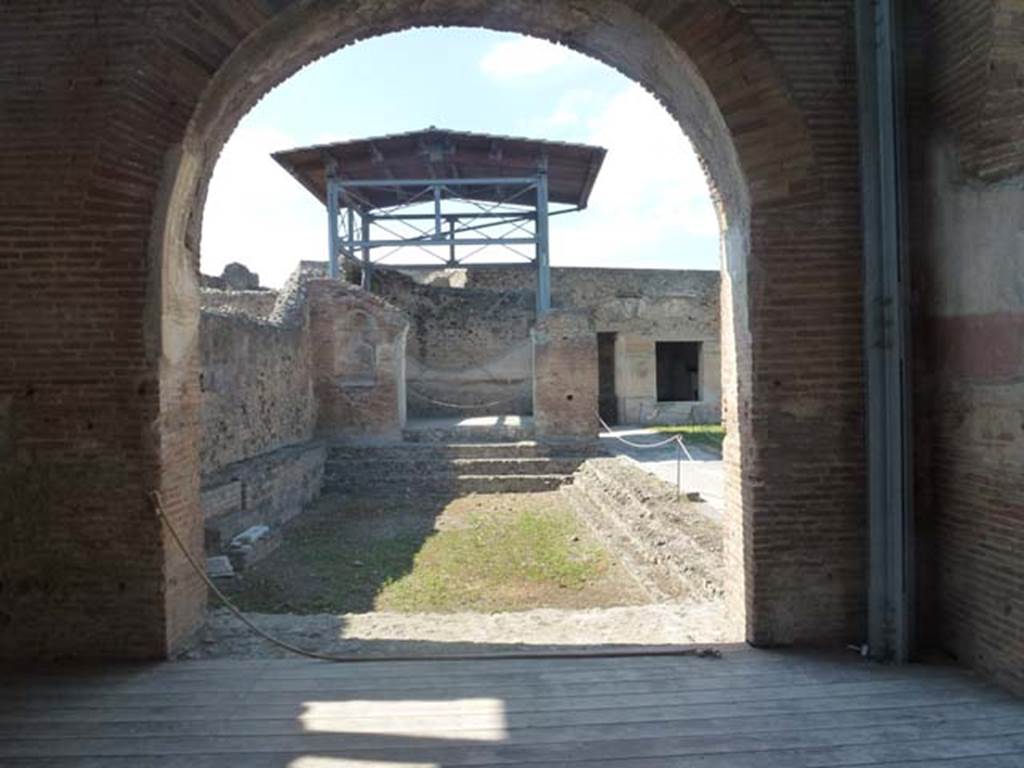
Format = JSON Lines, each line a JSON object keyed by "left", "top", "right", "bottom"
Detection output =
{"left": 308, "top": 280, "right": 409, "bottom": 441}
{"left": 376, "top": 270, "right": 535, "bottom": 418}
{"left": 532, "top": 311, "right": 599, "bottom": 440}
{"left": 910, "top": 1, "right": 1024, "bottom": 693}
{"left": 390, "top": 266, "right": 722, "bottom": 420}
{"left": 8, "top": 1, "right": 1018, "bottom": 688}
{"left": 200, "top": 289, "right": 277, "bottom": 318}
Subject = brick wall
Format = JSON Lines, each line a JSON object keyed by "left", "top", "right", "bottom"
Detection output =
{"left": 911, "top": 0, "right": 1024, "bottom": 693}
{"left": 2, "top": 0, "right": 871, "bottom": 657}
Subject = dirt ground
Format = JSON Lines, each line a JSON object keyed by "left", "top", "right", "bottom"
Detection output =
{"left": 219, "top": 492, "right": 650, "bottom": 615}
{"left": 180, "top": 601, "right": 735, "bottom": 660}
{"left": 184, "top": 473, "right": 732, "bottom": 661}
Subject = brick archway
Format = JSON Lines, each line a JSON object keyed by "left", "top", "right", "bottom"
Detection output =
{"left": 2, "top": 1, "right": 865, "bottom": 658}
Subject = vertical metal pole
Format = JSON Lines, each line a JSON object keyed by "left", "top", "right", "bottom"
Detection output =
{"left": 535, "top": 172, "right": 551, "bottom": 314}
{"left": 433, "top": 183, "right": 442, "bottom": 238}
{"left": 676, "top": 438, "right": 682, "bottom": 500}
{"left": 447, "top": 218, "right": 456, "bottom": 265}
{"left": 857, "top": 0, "right": 912, "bottom": 663}
{"left": 360, "top": 211, "right": 372, "bottom": 291}
{"left": 326, "top": 175, "right": 339, "bottom": 279}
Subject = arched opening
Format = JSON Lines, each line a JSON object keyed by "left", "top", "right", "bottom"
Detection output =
{"left": 191, "top": 27, "right": 731, "bottom": 651}
{"left": 151, "top": 0, "right": 851, "bottom": 657}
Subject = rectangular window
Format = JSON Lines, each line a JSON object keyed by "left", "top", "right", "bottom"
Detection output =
{"left": 656, "top": 341, "right": 701, "bottom": 402}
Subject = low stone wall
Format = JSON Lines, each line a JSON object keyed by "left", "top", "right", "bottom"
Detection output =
{"left": 201, "top": 442, "right": 326, "bottom": 567}
{"left": 200, "top": 309, "right": 314, "bottom": 475}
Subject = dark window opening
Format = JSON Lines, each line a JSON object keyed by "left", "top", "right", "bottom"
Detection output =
{"left": 656, "top": 341, "right": 700, "bottom": 402}
{"left": 597, "top": 332, "right": 618, "bottom": 424}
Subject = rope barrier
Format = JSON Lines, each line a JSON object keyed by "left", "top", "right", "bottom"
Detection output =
{"left": 596, "top": 414, "right": 683, "bottom": 449}
{"left": 151, "top": 491, "right": 719, "bottom": 663}
{"left": 596, "top": 414, "right": 701, "bottom": 499}
{"left": 406, "top": 386, "right": 528, "bottom": 411}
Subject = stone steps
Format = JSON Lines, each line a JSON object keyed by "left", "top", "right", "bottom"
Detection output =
{"left": 325, "top": 441, "right": 596, "bottom": 496}
{"left": 562, "top": 457, "right": 723, "bottom": 603}
{"left": 402, "top": 421, "right": 534, "bottom": 444}
{"left": 326, "top": 456, "right": 584, "bottom": 477}
{"left": 328, "top": 440, "right": 601, "bottom": 460}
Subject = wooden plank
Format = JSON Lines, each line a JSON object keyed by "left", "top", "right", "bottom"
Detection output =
{"left": 2, "top": 680, "right": 994, "bottom": 726}
{"left": 2, "top": 700, "right": 1022, "bottom": 742}
{"left": 0, "top": 715, "right": 1022, "bottom": 761}
{"left": 0, "top": 685, "right": 1012, "bottom": 726}
{"left": 1, "top": 652, "right": 1021, "bottom": 767}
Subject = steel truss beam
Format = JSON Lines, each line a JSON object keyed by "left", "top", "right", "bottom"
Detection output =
{"left": 324, "top": 172, "right": 554, "bottom": 312}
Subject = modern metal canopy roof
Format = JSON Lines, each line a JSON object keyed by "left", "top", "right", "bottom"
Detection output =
{"left": 272, "top": 127, "right": 606, "bottom": 210}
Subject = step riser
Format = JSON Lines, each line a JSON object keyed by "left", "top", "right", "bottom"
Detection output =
{"left": 328, "top": 444, "right": 601, "bottom": 461}
{"left": 403, "top": 428, "right": 534, "bottom": 444}
{"left": 327, "top": 475, "right": 572, "bottom": 495}
{"left": 325, "top": 458, "right": 584, "bottom": 477}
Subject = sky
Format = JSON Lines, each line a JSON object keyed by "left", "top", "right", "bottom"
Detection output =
{"left": 201, "top": 29, "right": 720, "bottom": 288}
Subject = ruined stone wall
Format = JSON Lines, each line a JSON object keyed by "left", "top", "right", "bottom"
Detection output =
{"left": 910, "top": 0, "right": 1024, "bottom": 693}
{"left": 199, "top": 309, "right": 314, "bottom": 475}
{"left": 377, "top": 270, "right": 535, "bottom": 417}
{"left": 389, "top": 267, "right": 721, "bottom": 421}
{"left": 200, "top": 289, "right": 278, "bottom": 319}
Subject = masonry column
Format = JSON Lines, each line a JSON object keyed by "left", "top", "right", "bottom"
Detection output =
{"left": 532, "top": 310, "right": 598, "bottom": 440}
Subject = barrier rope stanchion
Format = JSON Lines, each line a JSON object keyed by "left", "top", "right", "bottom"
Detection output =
{"left": 596, "top": 414, "right": 698, "bottom": 501}
{"left": 150, "top": 491, "right": 719, "bottom": 663}
{"left": 676, "top": 436, "right": 683, "bottom": 500}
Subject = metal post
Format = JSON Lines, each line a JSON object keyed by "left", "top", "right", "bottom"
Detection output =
{"left": 675, "top": 438, "right": 682, "bottom": 500}
{"left": 447, "top": 218, "right": 456, "bottom": 265}
{"left": 433, "top": 183, "right": 442, "bottom": 238}
{"left": 535, "top": 169, "right": 551, "bottom": 314}
{"left": 325, "top": 175, "right": 339, "bottom": 279}
{"left": 857, "top": 0, "right": 912, "bottom": 663}
{"left": 360, "top": 211, "right": 372, "bottom": 291}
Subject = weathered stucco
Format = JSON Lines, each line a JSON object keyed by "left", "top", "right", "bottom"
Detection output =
{"left": 390, "top": 266, "right": 722, "bottom": 423}
{"left": 308, "top": 279, "right": 409, "bottom": 442}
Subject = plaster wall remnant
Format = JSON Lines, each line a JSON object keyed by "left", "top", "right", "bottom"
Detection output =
{"left": 308, "top": 279, "right": 409, "bottom": 442}
{"left": 381, "top": 266, "right": 721, "bottom": 423}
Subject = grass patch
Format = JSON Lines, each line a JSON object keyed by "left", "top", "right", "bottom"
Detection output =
{"left": 650, "top": 424, "right": 726, "bottom": 453}
{"left": 379, "top": 501, "right": 608, "bottom": 612}
{"left": 221, "top": 492, "right": 646, "bottom": 615}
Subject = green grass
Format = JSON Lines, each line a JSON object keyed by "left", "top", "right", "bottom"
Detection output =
{"left": 379, "top": 503, "right": 609, "bottom": 612}
{"left": 650, "top": 424, "right": 726, "bottom": 453}
{"left": 221, "top": 493, "right": 642, "bottom": 615}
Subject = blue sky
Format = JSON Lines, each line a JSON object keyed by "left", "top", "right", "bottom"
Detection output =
{"left": 202, "top": 29, "right": 719, "bottom": 287}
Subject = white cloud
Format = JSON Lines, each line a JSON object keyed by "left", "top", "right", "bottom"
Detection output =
{"left": 480, "top": 37, "right": 572, "bottom": 79}
{"left": 201, "top": 123, "right": 325, "bottom": 288}
{"left": 550, "top": 83, "right": 720, "bottom": 269}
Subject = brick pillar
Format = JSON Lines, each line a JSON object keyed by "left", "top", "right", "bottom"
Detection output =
{"left": 532, "top": 310, "right": 598, "bottom": 440}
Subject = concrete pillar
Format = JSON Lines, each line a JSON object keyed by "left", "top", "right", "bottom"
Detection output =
{"left": 532, "top": 310, "right": 598, "bottom": 440}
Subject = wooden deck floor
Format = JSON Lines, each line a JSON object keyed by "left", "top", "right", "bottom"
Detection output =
{"left": 2, "top": 646, "right": 1023, "bottom": 767}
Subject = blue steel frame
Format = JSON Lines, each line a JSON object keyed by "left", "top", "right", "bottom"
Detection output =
{"left": 324, "top": 168, "right": 565, "bottom": 313}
